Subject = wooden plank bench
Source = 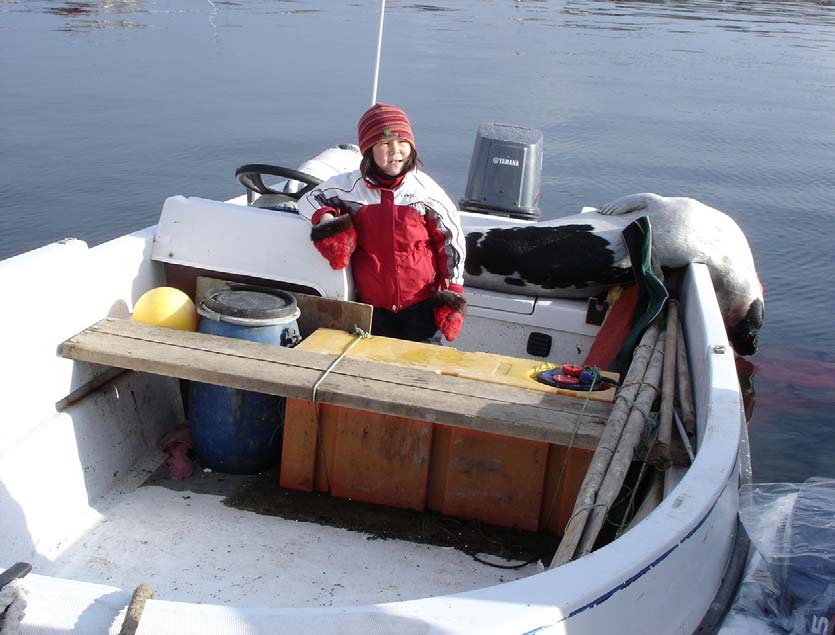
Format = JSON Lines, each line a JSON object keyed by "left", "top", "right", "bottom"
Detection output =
{"left": 62, "top": 318, "right": 610, "bottom": 449}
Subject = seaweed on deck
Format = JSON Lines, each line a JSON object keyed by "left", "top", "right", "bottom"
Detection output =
{"left": 144, "top": 464, "right": 558, "bottom": 567}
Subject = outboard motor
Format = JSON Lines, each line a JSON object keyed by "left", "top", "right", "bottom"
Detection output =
{"left": 778, "top": 478, "right": 835, "bottom": 633}
{"left": 737, "top": 477, "right": 835, "bottom": 633}
{"left": 459, "top": 123, "right": 543, "bottom": 221}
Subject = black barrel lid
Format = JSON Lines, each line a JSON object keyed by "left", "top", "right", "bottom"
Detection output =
{"left": 202, "top": 285, "right": 298, "bottom": 320}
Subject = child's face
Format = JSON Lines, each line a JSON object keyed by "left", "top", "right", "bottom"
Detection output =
{"left": 372, "top": 138, "right": 412, "bottom": 177}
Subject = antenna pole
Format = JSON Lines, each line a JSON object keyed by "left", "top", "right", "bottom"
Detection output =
{"left": 371, "top": 0, "right": 386, "bottom": 106}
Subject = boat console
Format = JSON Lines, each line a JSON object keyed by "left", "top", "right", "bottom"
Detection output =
{"left": 152, "top": 195, "right": 602, "bottom": 365}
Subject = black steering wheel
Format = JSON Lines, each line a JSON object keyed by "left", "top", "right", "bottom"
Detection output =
{"left": 235, "top": 164, "right": 322, "bottom": 201}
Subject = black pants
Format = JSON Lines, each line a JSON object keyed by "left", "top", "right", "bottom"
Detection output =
{"left": 371, "top": 298, "right": 438, "bottom": 342}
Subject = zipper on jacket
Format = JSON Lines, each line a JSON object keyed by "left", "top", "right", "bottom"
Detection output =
{"left": 381, "top": 189, "right": 400, "bottom": 312}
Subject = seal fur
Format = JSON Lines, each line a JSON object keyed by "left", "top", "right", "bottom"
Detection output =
{"left": 464, "top": 193, "right": 763, "bottom": 355}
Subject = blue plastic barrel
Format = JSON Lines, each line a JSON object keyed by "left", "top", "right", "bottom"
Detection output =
{"left": 189, "top": 285, "right": 301, "bottom": 474}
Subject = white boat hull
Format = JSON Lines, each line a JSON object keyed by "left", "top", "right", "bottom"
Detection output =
{"left": 0, "top": 199, "right": 744, "bottom": 634}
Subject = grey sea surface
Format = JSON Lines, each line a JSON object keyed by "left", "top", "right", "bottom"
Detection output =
{"left": 1, "top": 0, "right": 833, "bottom": 484}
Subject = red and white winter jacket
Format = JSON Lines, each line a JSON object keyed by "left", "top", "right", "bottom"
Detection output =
{"left": 299, "top": 168, "right": 466, "bottom": 312}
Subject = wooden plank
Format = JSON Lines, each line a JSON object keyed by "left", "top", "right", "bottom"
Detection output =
{"left": 194, "top": 276, "right": 373, "bottom": 337}
{"left": 62, "top": 319, "right": 610, "bottom": 448}
{"left": 65, "top": 319, "right": 609, "bottom": 415}
{"left": 295, "top": 293, "right": 372, "bottom": 338}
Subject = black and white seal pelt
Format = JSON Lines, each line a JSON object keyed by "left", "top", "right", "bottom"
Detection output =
{"left": 464, "top": 193, "right": 764, "bottom": 355}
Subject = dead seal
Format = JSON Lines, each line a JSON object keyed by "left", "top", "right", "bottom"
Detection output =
{"left": 465, "top": 193, "right": 763, "bottom": 355}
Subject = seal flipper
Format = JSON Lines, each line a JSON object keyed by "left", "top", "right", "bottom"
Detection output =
{"left": 598, "top": 192, "right": 654, "bottom": 216}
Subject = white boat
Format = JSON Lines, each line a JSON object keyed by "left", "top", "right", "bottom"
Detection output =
{"left": 0, "top": 137, "right": 751, "bottom": 634}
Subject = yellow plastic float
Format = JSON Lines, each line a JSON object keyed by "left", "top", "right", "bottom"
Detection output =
{"left": 131, "top": 286, "right": 198, "bottom": 331}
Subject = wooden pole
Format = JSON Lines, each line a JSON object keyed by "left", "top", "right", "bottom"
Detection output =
{"left": 119, "top": 583, "right": 155, "bottom": 635}
{"left": 575, "top": 331, "right": 667, "bottom": 559}
{"left": 623, "top": 471, "right": 664, "bottom": 533}
{"left": 676, "top": 326, "right": 697, "bottom": 443}
{"left": 654, "top": 301, "right": 679, "bottom": 469}
{"left": 674, "top": 409, "right": 696, "bottom": 463}
{"left": 550, "top": 319, "right": 663, "bottom": 568}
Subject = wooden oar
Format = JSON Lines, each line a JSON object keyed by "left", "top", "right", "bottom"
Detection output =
{"left": 575, "top": 327, "right": 666, "bottom": 559}
{"left": 550, "top": 319, "right": 663, "bottom": 567}
{"left": 676, "top": 326, "right": 697, "bottom": 444}
{"left": 654, "top": 301, "right": 680, "bottom": 469}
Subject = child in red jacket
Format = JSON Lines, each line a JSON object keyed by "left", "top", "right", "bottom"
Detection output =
{"left": 299, "top": 103, "right": 467, "bottom": 343}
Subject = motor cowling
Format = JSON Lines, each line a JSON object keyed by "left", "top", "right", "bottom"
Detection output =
{"left": 459, "top": 123, "right": 543, "bottom": 221}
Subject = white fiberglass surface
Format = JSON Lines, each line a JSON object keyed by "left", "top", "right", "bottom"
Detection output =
{"left": 42, "top": 479, "right": 541, "bottom": 609}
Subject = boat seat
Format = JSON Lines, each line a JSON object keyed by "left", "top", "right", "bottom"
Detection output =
{"left": 62, "top": 318, "right": 611, "bottom": 453}
{"left": 251, "top": 193, "right": 299, "bottom": 212}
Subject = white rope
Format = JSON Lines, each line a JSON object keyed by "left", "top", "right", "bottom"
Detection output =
{"left": 310, "top": 326, "right": 372, "bottom": 492}
{"left": 370, "top": 0, "right": 386, "bottom": 105}
{"left": 310, "top": 326, "right": 371, "bottom": 406}
{"left": 0, "top": 580, "right": 27, "bottom": 635}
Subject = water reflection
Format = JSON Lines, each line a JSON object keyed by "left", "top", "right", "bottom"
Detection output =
{"left": 738, "top": 353, "right": 835, "bottom": 427}
{"left": 11, "top": 0, "right": 323, "bottom": 31}
{"left": 740, "top": 350, "right": 835, "bottom": 482}
{"left": 554, "top": 0, "right": 835, "bottom": 39}
{"left": 401, "top": 4, "right": 458, "bottom": 11}
{"left": 562, "top": 0, "right": 835, "bottom": 23}
{"left": 11, "top": 0, "right": 835, "bottom": 38}
{"left": 41, "top": 0, "right": 146, "bottom": 30}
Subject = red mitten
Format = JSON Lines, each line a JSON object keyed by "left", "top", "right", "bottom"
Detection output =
{"left": 157, "top": 426, "right": 193, "bottom": 480}
{"left": 433, "top": 289, "right": 467, "bottom": 342}
{"left": 165, "top": 443, "right": 194, "bottom": 480}
{"left": 310, "top": 214, "right": 356, "bottom": 270}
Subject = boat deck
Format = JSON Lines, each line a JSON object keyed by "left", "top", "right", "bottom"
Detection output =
{"left": 42, "top": 451, "right": 546, "bottom": 608}
{"left": 52, "top": 316, "right": 611, "bottom": 607}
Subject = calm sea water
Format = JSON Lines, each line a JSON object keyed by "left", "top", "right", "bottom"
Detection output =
{"left": 1, "top": 0, "right": 833, "bottom": 483}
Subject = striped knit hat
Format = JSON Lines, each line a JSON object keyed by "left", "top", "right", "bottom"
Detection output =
{"left": 357, "top": 103, "right": 415, "bottom": 155}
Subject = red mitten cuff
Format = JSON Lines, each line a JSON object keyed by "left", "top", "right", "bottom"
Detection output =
{"left": 435, "top": 289, "right": 467, "bottom": 312}
{"left": 433, "top": 290, "right": 467, "bottom": 342}
{"left": 311, "top": 206, "right": 338, "bottom": 226}
{"left": 311, "top": 214, "right": 356, "bottom": 270}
